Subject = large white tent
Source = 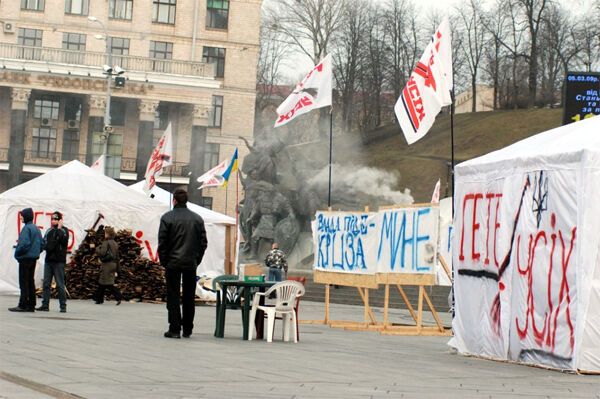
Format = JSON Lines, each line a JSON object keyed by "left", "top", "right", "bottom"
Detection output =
{"left": 128, "top": 181, "right": 235, "bottom": 279}
{"left": 0, "top": 161, "right": 168, "bottom": 294}
{"left": 450, "top": 115, "right": 600, "bottom": 373}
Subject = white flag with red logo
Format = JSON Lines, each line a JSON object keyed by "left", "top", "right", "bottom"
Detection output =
{"left": 90, "top": 154, "right": 105, "bottom": 174}
{"left": 143, "top": 123, "right": 173, "bottom": 193}
{"left": 196, "top": 159, "right": 228, "bottom": 189}
{"left": 274, "top": 54, "right": 332, "bottom": 128}
{"left": 431, "top": 178, "right": 441, "bottom": 204}
{"left": 395, "top": 16, "right": 452, "bottom": 145}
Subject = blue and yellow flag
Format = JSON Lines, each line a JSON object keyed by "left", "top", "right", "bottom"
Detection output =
{"left": 220, "top": 148, "right": 238, "bottom": 187}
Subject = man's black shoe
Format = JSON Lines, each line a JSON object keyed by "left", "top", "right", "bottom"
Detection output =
{"left": 60, "top": 308, "right": 67, "bottom": 313}
{"left": 182, "top": 331, "right": 192, "bottom": 338}
{"left": 8, "top": 307, "right": 28, "bottom": 312}
{"left": 36, "top": 306, "right": 49, "bottom": 311}
{"left": 164, "top": 331, "right": 181, "bottom": 339}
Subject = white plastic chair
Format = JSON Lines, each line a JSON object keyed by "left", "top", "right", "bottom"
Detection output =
{"left": 248, "top": 281, "right": 305, "bottom": 343}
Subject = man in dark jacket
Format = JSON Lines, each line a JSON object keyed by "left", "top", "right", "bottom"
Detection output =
{"left": 158, "top": 188, "right": 207, "bottom": 338}
{"left": 9, "top": 208, "right": 43, "bottom": 312}
{"left": 37, "top": 211, "right": 69, "bottom": 312}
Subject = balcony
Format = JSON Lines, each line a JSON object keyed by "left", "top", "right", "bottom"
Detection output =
{"left": 0, "top": 43, "right": 215, "bottom": 78}
{"left": 0, "top": 149, "right": 190, "bottom": 178}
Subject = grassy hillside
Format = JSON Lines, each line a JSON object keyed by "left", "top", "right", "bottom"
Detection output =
{"left": 349, "top": 108, "right": 563, "bottom": 202}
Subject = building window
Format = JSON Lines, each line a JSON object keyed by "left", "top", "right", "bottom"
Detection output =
{"left": 154, "top": 104, "right": 169, "bottom": 131}
{"left": 200, "top": 197, "right": 213, "bottom": 210}
{"left": 110, "top": 100, "right": 126, "bottom": 126}
{"left": 153, "top": 0, "right": 176, "bottom": 24}
{"left": 62, "top": 130, "right": 80, "bottom": 161}
{"left": 62, "top": 32, "right": 86, "bottom": 64}
{"left": 109, "top": 37, "right": 130, "bottom": 69}
{"left": 17, "top": 28, "right": 43, "bottom": 60}
{"left": 106, "top": 134, "right": 123, "bottom": 178}
{"left": 33, "top": 97, "right": 60, "bottom": 120}
{"left": 206, "top": 0, "right": 229, "bottom": 29}
{"left": 109, "top": 0, "right": 133, "bottom": 20}
{"left": 202, "top": 47, "right": 225, "bottom": 78}
{"left": 65, "top": 0, "right": 88, "bottom": 15}
{"left": 64, "top": 97, "right": 83, "bottom": 122}
{"left": 203, "top": 143, "right": 220, "bottom": 173}
{"left": 32, "top": 128, "right": 56, "bottom": 158}
{"left": 21, "top": 0, "right": 44, "bottom": 11}
{"left": 209, "top": 95, "right": 223, "bottom": 128}
{"left": 149, "top": 41, "right": 173, "bottom": 73}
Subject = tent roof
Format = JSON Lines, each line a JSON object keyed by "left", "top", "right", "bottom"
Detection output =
{"left": 456, "top": 115, "right": 600, "bottom": 176}
{"left": 128, "top": 181, "right": 235, "bottom": 225}
{"left": 0, "top": 160, "right": 164, "bottom": 209}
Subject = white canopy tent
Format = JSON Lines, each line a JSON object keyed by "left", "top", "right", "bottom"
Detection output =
{"left": 450, "top": 116, "right": 600, "bottom": 373}
{"left": 128, "top": 181, "right": 236, "bottom": 279}
{"left": 0, "top": 161, "right": 168, "bottom": 294}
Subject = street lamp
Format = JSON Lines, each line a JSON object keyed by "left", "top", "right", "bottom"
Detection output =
{"left": 88, "top": 15, "right": 125, "bottom": 176}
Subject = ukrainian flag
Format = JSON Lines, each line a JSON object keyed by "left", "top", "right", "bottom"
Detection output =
{"left": 220, "top": 148, "right": 238, "bottom": 187}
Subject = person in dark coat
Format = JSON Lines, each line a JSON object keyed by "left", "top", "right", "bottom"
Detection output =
{"left": 37, "top": 211, "right": 69, "bottom": 312}
{"left": 9, "top": 208, "right": 43, "bottom": 312}
{"left": 94, "top": 226, "right": 121, "bottom": 305}
{"left": 158, "top": 188, "right": 207, "bottom": 339}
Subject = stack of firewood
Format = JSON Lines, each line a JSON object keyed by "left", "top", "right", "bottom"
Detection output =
{"left": 62, "top": 227, "right": 166, "bottom": 302}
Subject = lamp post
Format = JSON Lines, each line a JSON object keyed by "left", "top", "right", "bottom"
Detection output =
{"left": 88, "top": 16, "right": 112, "bottom": 175}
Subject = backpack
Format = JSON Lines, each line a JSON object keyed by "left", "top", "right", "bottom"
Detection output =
{"left": 99, "top": 243, "right": 115, "bottom": 263}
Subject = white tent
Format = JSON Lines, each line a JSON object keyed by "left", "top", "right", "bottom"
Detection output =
{"left": 128, "top": 181, "right": 235, "bottom": 280}
{"left": 0, "top": 161, "right": 168, "bottom": 294}
{"left": 450, "top": 115, "right": 600, "bottom": 373}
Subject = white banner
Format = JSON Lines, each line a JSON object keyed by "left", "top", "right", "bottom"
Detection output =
{"left": 452, "top": 170, "right": 578, "bottom": 369}
{"left": 275, "top": 54, "right": 332, "bottom": 128}
{"left": 313, "top": 206, "right": 440, "bottom": 275}
{"left": 143, "top": 123, "right": 173, "bottom": 193}
{"left": 395, "top": 16, "right": 452, "bottom": 145}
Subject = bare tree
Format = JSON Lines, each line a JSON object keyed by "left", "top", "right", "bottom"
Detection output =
{"left": 267, "top": 0, "right": 346, "bottom": 138}
{"left": 333, "top": 0, "right": 368, "bottom": 133}
{"left": 456, "top": 0, "right": 488, "bottom": 112}
{"left": 482, "top": 0, "right": 510, "bottom": 109}
{"left": 256, "top": 14, "right": 288, "bottom": 129}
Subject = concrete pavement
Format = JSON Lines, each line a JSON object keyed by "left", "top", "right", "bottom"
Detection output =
{"left": 0, "top": 295, "right": 598, "bottom": 399}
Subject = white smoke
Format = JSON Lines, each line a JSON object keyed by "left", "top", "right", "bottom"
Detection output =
{"left": 308, "top": 164, "right": 414, "bottom": 205}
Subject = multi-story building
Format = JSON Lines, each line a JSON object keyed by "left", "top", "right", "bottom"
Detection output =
{"left": 0, "top": 0, "right": 260, "bottom": 215}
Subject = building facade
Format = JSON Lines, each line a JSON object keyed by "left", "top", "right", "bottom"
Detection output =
{"left": 0, "top": 0, "right": 260, "bottom": 215}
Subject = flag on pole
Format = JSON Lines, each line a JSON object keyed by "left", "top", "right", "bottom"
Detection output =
{"left": 394, "top": 16, "right": 452, "bottom": 145}
{"left": 220, "top": 148, "right": 238, "bottom": 187}
{"left": 91, "top": 154, "right": 105, "bottom": 174}
{"left": 143, "top": 123, "right": 173, "bottom": 193}
{"left": 196, "top": 159, "right": 228, "bottom": 189}
{"left": 274, "top": 54, "right": 332, "bottom": 128}
{"left": 431, "top": 179, "right": 441, "bottom": 204}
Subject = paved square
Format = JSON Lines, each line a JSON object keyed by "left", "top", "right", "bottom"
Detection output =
{"left": 0, "top": 295, "right": 597, "bottom": 398}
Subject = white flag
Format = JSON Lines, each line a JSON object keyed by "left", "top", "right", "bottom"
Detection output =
{"left": 431, "top": 179, "right": 441, "bottom": 204}
{"left": 395, "top": 16, "right": 452, "bottom": 145}
{"left": 274, "top": 54, "right": 332, "bottom": 128}
{"left": 91, "top": 154, "right": 105, "bottom": 174}
{"left": 143, "top": 123, "right": 173, "bottom": 193}
{"left": 196, "top": 159, "right": 228, "bottom": 189}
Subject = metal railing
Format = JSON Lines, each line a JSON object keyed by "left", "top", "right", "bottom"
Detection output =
{"left": 0, "top": 43, "right": 216, "bottom": 78}
{"left": 7, "top": 149, "right": 190, "bottom": 177}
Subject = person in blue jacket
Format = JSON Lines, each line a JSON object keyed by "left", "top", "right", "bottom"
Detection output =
{"left": 9, "top": 208, "right": 43, "bottom": 312}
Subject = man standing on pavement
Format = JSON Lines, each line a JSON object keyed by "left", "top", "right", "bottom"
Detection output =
{"left": 9, "top": 208, "right": 43, "bottom": 312}
{"left": 37, "top": 211, "right": 69, "bottom": 313}
{"left": 265, "top": 242, "right": 288, "bottom": 282}
{"left": 158, "top": 188, "right": 207, "bottom": 339}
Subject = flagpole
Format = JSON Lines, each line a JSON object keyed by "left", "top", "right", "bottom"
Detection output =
{"left": 169, "top": 167, "right": 173, "bottom": 210}
{"left": 225, "top": 184, "right": 229, "bottom": 214}
{"left": 450, "top": 88, "right": 455, "bottom": 215}
{"left": 327, "top": 106, "right": 333, "bottom": 208}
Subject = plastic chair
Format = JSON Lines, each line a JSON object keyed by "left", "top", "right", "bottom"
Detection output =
{"left": 248, "top": 281, "right": 305, "bottom": 343}
{"left": 213, "top": 274, "right": 243, "bottom": 337}
{"left": 286, "top": 276, "right": 307, "bottom": 341}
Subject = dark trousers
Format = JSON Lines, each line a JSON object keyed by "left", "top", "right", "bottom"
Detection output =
{"left": 18, "top": 259, "right": 37, "bottom": 310}
{"left": 95, "top": 284, "right": 121, "bottom": 303}
{"left": 165, "top": 268, "right": 197, "bottom": 334}
{"left": 41, "top": 262, "right": 67, "bottom": 309}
